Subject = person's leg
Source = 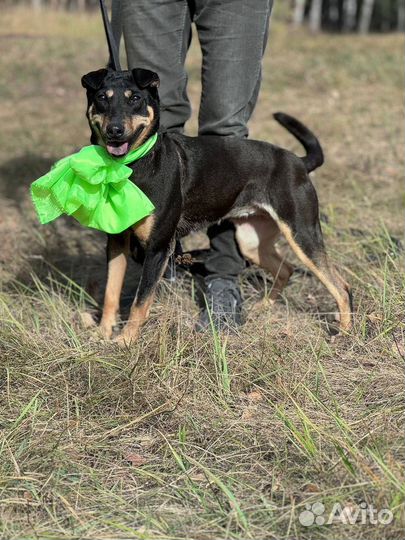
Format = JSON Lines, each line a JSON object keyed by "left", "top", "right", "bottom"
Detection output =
{"left": 193, "top": 0, "right": 273, "bottom": 329}
{"left": 195, "top": 0, "right": 273, "bottom": 137}
{"left": 204, "top": 221, "right": 246, "bottom": 278}
{"left": 117, "top": 0, "right": 193, "bottom": 133}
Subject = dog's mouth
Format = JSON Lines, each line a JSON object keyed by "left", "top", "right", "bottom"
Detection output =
{"left": 104, "top": 126, "right": 147, "bottom": 158}
{"left": 106, "top": 141, "right": 129, "bottom": 157}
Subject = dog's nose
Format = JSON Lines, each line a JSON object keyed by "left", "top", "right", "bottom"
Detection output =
{"left": 106, "top": 124, "right": 124, "bottom": 138}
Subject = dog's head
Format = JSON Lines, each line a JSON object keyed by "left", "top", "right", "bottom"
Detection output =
{"left": 81, "top": 68, "right": 160, "bottom": 157}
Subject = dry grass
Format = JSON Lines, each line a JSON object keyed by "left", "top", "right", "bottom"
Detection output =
{"left": 0, "top": 6, "right": 404, "bottom": 540}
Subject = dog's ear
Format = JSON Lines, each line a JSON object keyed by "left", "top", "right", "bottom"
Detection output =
{"left": 81, "top": 69, "right": 108, "bottom": 91}
{"left": 131, "top": 68, "right": 160, "bottom": 89}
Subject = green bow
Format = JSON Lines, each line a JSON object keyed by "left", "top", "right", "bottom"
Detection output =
{"left": 31, "top": 133, "right": 157, "bottom": 234}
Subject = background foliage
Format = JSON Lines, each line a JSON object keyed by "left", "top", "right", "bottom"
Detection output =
{"left": 0, "top": 0, "right": 403, "bottom": 32}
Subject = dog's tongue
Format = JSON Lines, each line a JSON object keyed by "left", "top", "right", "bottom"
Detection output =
{"left": 106, "top": 142, "right": 129, "bottom": 157}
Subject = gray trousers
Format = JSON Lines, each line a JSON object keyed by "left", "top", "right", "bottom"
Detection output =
{"left": 112, "top": 0, "right": 273, "bottom": 277}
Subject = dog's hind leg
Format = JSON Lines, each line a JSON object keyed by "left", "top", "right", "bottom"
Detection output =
{"left": 278, "top": 221, "right": 352, "bottom": 331}
{"left": 234, "top": 215, "right": 294, "bottom": 301}
{"left": 262, "top": 183, "right": 352, "bottom": 332}
{"left": 100, "top": 232, "right": 130, "bottom": 339}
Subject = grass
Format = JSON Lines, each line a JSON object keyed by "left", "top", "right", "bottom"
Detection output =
{"left": 0, "top": 5, "right": 404, "bottom": 540}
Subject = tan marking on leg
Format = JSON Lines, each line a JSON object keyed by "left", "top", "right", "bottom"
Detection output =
{"left": 277, "top": 221, "right": 352, "bottom": 331}
{"left": 234, "top": 216, "right": 294, "bottom": 300}
{"left": 132, "top": 214, "right": 155, "bottom": 245}
{"left": 116, "top": 249, "right": 170, "bottom": 346}
{"left": 116, "top": 293, "right": 155, "bottom": 346}
{"left": 100, "top": 234, "right": 129, "bottom": 339}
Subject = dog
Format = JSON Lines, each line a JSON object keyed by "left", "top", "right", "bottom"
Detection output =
{"left": 81, "top": 67, "right": 352, "bottom": 345}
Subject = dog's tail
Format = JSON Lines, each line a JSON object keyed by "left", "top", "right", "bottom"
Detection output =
{"left": 273, "top": 112, "right": 324, "bottom": 173}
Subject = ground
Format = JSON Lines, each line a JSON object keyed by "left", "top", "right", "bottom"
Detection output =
{"left": 0, "top": 6, "right": 404, "bottom": 540}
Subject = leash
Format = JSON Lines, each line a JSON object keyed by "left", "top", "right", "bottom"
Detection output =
{"left": 99, "top": 0, "right": 122, "bottom": 71}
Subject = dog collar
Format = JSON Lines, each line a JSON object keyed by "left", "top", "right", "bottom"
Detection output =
{"left": 31, "top": 133, "right": 157, "bottom": 234}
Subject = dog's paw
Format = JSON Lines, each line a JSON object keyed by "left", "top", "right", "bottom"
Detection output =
{"left": 252, "top": 297, "right": 276, "bottom": 313}
{"left": 113, "top": 329, "right": 139, "bottom": 348}
{"left": 79, "top": 311, "right": 98, "bottom": 329}
{"left": 330, "top": 331, "right": 350, "bottom": 344}
{"left": 99, "top": 319, "right": 118, "bottom": 340}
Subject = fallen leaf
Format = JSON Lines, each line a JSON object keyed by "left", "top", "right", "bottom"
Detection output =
{"left": 302, "top": 483, "right": 321, "bottom": 493}
{"left": 246, "top": 390, "right": 264, "bottom": 402}
{"left": 124, "top": 452, "right": 148, "bottom": 466}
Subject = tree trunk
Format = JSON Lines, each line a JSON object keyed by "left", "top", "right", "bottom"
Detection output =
{"left": 359, "top": 0, "right": 374, "bottom": 34}
{"left": 343, "top": 0, "right": 357, "bottom": 31}
{"left": 398, "top": 2, "right": 405, "bottom": 32}
{"left": 293, "top": 0, "right": 306, "bottom": 26}
{"left": 328, "top": 0, "right": 340, "bottom": 24}
{"left": 309, "top": 0, "right": 323, "bottom": 32}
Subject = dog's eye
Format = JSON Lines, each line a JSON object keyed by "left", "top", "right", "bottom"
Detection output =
{"left": 96, "top": 93, "right": 107, "bottom": 101}
{"left": 129, "top": 94, "right": 141, "bottom": 104}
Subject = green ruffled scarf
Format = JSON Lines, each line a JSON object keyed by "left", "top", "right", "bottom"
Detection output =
{"left": 31, "top": 133, "right": 157, "bottom": 234}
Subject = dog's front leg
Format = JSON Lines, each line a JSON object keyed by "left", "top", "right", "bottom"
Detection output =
{"left": 100, "top": 232, "right": 130, "bottom": 339}
{"left": 115, "top": 244, "right": 172, "bottom": 347}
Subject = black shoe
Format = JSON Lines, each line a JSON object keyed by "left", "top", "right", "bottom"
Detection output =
{"left": 196, "top": 277, "right": 244, "bottom": 332}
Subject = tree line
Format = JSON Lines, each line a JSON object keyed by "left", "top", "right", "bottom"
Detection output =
{"left": 2, "top": 0, "right": 404, "bottom": 33}
{"left": 293, "top": 0, "right": 405, "bottom": 33}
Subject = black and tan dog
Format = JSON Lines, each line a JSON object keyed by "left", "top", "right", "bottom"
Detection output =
{"left": 81, "top": 67, "right": 352, "bottom": 345}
